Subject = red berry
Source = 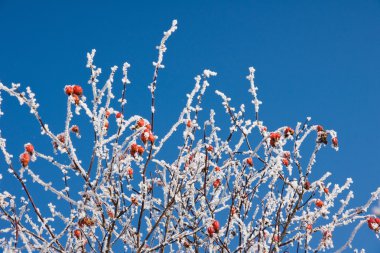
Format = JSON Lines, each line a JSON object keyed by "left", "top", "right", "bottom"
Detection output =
{"left": 131, "top": 143, "right": 139, "bottom": 153}
{"left": 24, "top": 143, "right": 34, "bottom": 154}
{"left": 148, "top": 133, "right": 155, "bottom": 143}
{"left": 141, "top": 131, "right": 149, "bottom": 143}
{"left": 317, "top": 125, "right": 324, "bottom": 132}
{"left": 146, "top": 124, "right": 152, "bottom": 131}
{"left": 207, "top": 145, "right": 213, "bottom": 152}
{"left": 270, "top": 132, "right": 281, "bottom": 140}
{"left": 332, "top": 137, "right": 338, "bottom": 147}
{"left": 74, "top": 229, "right": 81, "bottom": 239}
{"left": 304, "top": 181, "right": 311, "bottom": 190}
{"left": 20, "top": 152, "right": 30, "bottom": 167}
{"left": 207, "top": 226, "right": 215, "bottom": 236}
{"left": 186, "top": 120, "right": 192, "bottom": 128}
{"left": 213, "top": 179, "right": 221, "bottom": 188}
{"left": 246, "top": 157, "right": 253, "bottom": 167}
{"left": 72, "top": 94, "right": 80, "bottom": 105}
{"left": 137, "top": 118, "right": 145, "bottom": 127}
{"left": 315, "top": 199, "right": 324, "bottom": 208}
{"left": 284, "top": 127, "right": 294, "bottom": 137}
{"left": 131, "top": 143, "right": 139, "bottom": 154}
{"left": 116, "top": 112, "right": 122, "bottom": 119}
{"left": 368, "top": 217, "right": 376, "bottom": 230}
{"left": 127, "top": 167, "right": 133, "bottom": 178}
{"left": 137, "top": 146, "right": 144, "bottom": 155}
{"left": 212, "top": 220, "right": 220, "bottom": 232}
{"left": 306, "top": 224, "right": 313, "bottom": 230}
{"left": 73, "top": 85, "right": 83, "bottom": 96}
{"left": 183, "top": 241, "right": 190, "bottom": 248}
{"left": 214, "top": 166, "right": 221, "bottom": 172}
{"left": 58, "top": 134, "right": 65, "bottom": 143}
{"left": 270, "top": 132, "right": 281, "bottom": 147}
{"left": 324, "top": 188, "right": 329, "bottom": 194}
{"left": 104, "top": 120, "right": 109, "bottom": 130}
{"left": 64, "top": 85, "right": 73, "bottom": 95}
{"left": 71, "top": 125, "right": 79, "bottom": 133}
{"left": 282, "top": 158, "right": 289, "bottom": 167}
{"left": 105, "top": 110, "right": 111, "bottom": 118}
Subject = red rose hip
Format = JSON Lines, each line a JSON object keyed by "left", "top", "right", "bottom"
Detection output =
{"left": 73, "top": 85, "right": 83, "bottom": 96}
{"left": 24, "top": 143, "right": 34, "bottom": 154}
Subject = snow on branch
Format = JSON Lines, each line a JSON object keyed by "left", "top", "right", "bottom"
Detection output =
{"left": 0, "top": 21, "right": 378, "bottom": 253}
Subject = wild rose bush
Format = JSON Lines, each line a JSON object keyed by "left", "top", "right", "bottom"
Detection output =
{"left": 0, "top": 20, "right": 379, "bottom": 253}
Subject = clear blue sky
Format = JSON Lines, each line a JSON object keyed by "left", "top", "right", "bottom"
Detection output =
{"left": 1, "top": 0, "right": 380, "bottom": 251}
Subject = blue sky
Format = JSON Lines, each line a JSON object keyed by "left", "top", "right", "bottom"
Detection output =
{"left": 1, "top": 0, "right": 380, "bottom": 251}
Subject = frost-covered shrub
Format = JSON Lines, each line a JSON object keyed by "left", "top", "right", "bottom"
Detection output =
{"left": 0, "top": 20, "right": 379, "bottom": 253}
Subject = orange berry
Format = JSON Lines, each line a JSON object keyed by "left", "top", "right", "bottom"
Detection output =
{"left": 73, "top": 85, "right": 83, "bottom": 96}
{"left": 140, "top": 131, "right": 149, "bottom": 143}
{"left": 71, "top": 125, "right": 79, "bottom": 133}
{"left": 131, "top": 143, "right": 139, "bottom": 153}
{"left": 317, "top": 125, "right": 324, "bottom": 132}
{"left": 368, "top": 217, "right": 376, "bottom": 230}
{"left": 207, "top": 226, "right": 215, "bottom": 236}
{"left": 315, "top": 199, "right": 324, "bottom": 208}
{"left": 127, "top": 167, "right": 133, "bottom": 178}
{"left": 64, "top": 85, "right": 73, "bottom": 95}
{"left": 213, "top": 179, "right": 221, "bottom": 188}
{"left": 148, "top": 133, "right": 155, "bottom": 143}
{"left": 137, "top": 118, "right": 145, "bottom": 127}
{"left": 270, "top": 132, "right": 281, "bottom": 147}
{"left": 74, "top": 229, "right": 81, "bottom": 239}
{"left": 137, "top": 146, "right": 144, "bottom": 155}
{"left": 284, "top": 127, "right": 294, "bottom": 137}
{"left": 24, "top": 143, "right": 34, "bottom": 154}
{"left": 186, "top": 120, "right": 192, "bottom": 128}
{"left": 116, "top": 112, "right": 122, "bottom": 119}
{"left": 212, "top": 220, "right": 220, "bottom": 232}
{"left": 104, "top": 120, "right": 109, "bottom": 130}
{"left": 246, "top": 157, "right": 253, "bottom": 167}
{"left": 20, "top": 152, "right": 30, "bottom": 167}
{"left": 72, "top": 94, "right": 80, "bottom": 105}
{"left": 58, "top": 134, "right": 65, "bottom": 143}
